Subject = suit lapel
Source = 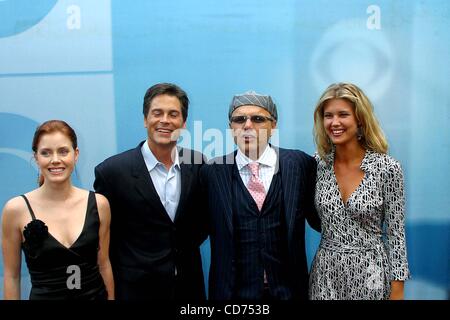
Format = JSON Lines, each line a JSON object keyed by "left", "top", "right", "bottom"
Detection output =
{"left": 214, "top": 153, "right": 235, "bottom": 235}
{"left": 278, "top": 149, "right": 300, "bottom": 242}
{"left": 132, "top": 142, "right": 172, "bottom": 222}
{"left": 174, "top": 162, "right": 192, "bottom": 223}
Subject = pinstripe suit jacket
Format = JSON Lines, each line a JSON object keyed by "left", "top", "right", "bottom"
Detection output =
{"left": 200, "top": 147, "right": 321, "bottom": 300}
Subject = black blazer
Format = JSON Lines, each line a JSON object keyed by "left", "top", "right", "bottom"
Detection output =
{"left": 200, "top": 147, "right": 320, "bottom": 300}
{"left": 94, "top": 141, "right": 207, "bottom": 300}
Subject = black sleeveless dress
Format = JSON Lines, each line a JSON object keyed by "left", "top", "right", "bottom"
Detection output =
{"left": 21, "top": 192, "right": 107, "bottom": 300}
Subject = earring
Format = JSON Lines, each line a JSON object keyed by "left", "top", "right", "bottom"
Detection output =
{"left": 357, "top": 127, "right": 363, "bottom": 140}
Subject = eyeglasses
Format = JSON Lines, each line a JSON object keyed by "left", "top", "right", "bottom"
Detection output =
{"left": 230, "top": 115, "right": 274, "bottom": 124}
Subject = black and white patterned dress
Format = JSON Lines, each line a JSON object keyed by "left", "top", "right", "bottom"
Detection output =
{"left": 309, "top": 150, "right": 410, "bottom": 300}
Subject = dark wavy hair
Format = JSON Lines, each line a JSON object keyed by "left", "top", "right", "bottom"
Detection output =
{"left": 143, "top": 83, "right": 189, "bottom": 121}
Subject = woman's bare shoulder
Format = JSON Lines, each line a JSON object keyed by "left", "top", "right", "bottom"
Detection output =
{"left": 2, "top": 196, "right": 29, "bottom": 227}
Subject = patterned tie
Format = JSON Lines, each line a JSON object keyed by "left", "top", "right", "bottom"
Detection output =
{"left": 247, "top": 162, "right": 266, "bottom": 211}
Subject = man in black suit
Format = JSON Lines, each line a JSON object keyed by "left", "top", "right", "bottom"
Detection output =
{"left": 200, "top": 91, "right": 321, "bottom": 300}
{"left": 94, "top": 83, "right": 206, "bottom": 300}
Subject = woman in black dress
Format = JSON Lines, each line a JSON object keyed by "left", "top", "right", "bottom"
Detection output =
{"left": 2, "top": 120, "right": 114, "bottom": 299}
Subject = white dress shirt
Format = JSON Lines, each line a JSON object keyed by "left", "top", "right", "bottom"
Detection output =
{"left": 235, "top": 144, "right": 278, "bottom": 193}
{"left": 141, "top": 141, "right": 181, "bottom": 222}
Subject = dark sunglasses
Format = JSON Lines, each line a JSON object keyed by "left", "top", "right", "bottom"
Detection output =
{"left": 230, "top": 115, "right": 274, "bottom": 124}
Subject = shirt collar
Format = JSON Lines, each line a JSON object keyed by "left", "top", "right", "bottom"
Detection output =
{"left": 141, "top": 140, "right": 180, "bottom": 172}
{"left": 236, "top": 144, "right": 277, "bottom": 171}
{"left": 324, "top": 147, "right": 375, "bottom": 173}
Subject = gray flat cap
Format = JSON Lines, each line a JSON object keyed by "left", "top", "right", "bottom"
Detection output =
{"left": 228, "top": 90, "right": 278, "bottom": 120}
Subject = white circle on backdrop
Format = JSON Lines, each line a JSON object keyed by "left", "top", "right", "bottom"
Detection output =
{"left": 310, "top": 18, "right": 393, "bottom": 99}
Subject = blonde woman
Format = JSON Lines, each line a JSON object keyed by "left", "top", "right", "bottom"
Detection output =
{"left": 309, "top": 83, "right": 410, "bottom": 300}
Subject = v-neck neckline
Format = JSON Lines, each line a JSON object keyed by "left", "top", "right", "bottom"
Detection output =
{"left": 328, "top": 149, "right": 369, "bottom": 208}
{"left": 23, "top": 192, "right": 91, "bottom": 251}
{"left": 48, "top": 193, "right": 90, "bottom": 250}
{"left": 332, "top": 169, "right": 365, "bottom": 208}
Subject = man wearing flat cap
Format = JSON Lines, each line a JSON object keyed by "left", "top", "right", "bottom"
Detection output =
{"left": 200, "top": 91, "right": 321, "bottom": 300}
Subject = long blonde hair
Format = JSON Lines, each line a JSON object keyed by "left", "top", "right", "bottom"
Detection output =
{"left": 313, "top": 82, "right": 388, "bottom": 160}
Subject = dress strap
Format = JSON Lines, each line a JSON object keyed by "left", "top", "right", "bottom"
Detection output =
{"left": 20, "top": 195, "right": 37, "bottom": 220}
{"left": 87, "top": 191, "right": 96, "bottom": 215}
{"left": 88, "top": 191, "right": 95, "bottom": 205}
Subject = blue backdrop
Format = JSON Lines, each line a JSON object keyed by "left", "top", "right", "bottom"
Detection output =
{"left": 1, "top": 0, "right": 449, "bottom": 299}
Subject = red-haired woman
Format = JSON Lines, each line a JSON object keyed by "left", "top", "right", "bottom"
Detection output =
{"left": 2, "top": 120, "right": 114, "bottom": 300}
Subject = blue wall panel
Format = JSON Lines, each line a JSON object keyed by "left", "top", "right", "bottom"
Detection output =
{"left": 1, "top": 0, "right": 449, "bottom": 299}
